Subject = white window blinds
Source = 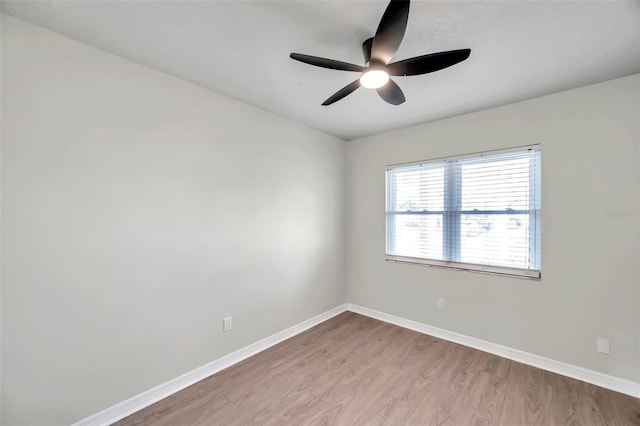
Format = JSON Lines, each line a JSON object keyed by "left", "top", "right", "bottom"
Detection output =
{"left": 386, "top": 145, "right": 541, "bottom": 278}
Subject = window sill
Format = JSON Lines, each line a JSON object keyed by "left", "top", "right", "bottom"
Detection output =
{"left": 385, "top": 255, "right": 541, "bottom": 280}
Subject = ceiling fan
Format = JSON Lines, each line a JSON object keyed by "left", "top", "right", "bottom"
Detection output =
{"left": 290, "top": 0, "right": 471, "bottom": 106}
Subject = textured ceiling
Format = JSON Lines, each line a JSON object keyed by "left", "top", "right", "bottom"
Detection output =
{"left": 2, "top": 1, "right": 639, "bottom": 140}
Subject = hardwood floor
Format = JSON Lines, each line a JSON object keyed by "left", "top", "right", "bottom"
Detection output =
{"left": 115, "top": 312, "right": 640, "bottom": 425}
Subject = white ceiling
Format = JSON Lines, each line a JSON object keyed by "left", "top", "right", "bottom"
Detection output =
{"left": 2, "top": 1, "right": 639, "bottom": 140}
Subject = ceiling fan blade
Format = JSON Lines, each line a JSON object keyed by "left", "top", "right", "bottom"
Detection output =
{"left": 322, "top": 79, "right": 361, "bottom": 106}
{"left": 290, "top": 53, "right": 365, "bottom": 72}
{"left": 386, "top": 49, "right": 471, "bottom": 76}
{"left": 362, "top": 37, "right": 374, "bottom": 64}
{"left": 376, "top": 79, "right": 405, "bottom": 105}
{"left": 370, "top": 0, "right": 410, "bottom": 65}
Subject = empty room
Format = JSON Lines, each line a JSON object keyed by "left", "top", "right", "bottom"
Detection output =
{"left": 1, "top": 0, "right": 639, "bottom": 425}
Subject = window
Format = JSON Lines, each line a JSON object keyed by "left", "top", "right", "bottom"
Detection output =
{"left": 386, "top": 145, "right": 541, "bottom": 278}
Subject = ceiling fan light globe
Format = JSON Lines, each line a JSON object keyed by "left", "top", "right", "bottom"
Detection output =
{"left": 360, "top": 70, "right": 389, "bottom": 89}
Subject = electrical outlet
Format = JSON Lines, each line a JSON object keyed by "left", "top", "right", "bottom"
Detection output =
{"left": 437, "top": 297, "right": 445, "bottom": 309}
{"left": 223, "top": 316, "right": 232, "bottom": 332}
{"left": 596, "top": 337, "right": 610, "bottom": 355}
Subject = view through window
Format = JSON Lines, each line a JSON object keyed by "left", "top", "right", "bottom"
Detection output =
{"left": 386, "top": 146, "right": 541, "bottom": 278}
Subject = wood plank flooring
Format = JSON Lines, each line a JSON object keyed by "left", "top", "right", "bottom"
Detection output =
{"left": 115, "top": 312, "right": 640, "bottom": 425}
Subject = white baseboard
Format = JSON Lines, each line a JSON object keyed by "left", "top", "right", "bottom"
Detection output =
{"left": 72, "top": 304, "right": 349, "bottom": 426}
{"left": 346, "top": 303, "right": 640, "bottom": 398}
{"left": 74, "top": 301, "right": 638, "bottom": 425}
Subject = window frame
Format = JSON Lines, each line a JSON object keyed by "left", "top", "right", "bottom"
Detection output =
{"left": 385, "top": 145, "right": 541, "bottom": 280}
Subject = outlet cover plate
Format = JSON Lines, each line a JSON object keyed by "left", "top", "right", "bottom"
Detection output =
{"left": 596, "top": 337, "right": 610, "bottom": 354}
{"left": 223, "top": 316, "right": 232, "bottom": 332}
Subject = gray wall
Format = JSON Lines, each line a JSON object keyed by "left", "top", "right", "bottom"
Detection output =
{"left": 347, "top": 74, "right": 640, "bottom": 383}
{"left": 1, "top": 15, "right": 346, "bottom": 425}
